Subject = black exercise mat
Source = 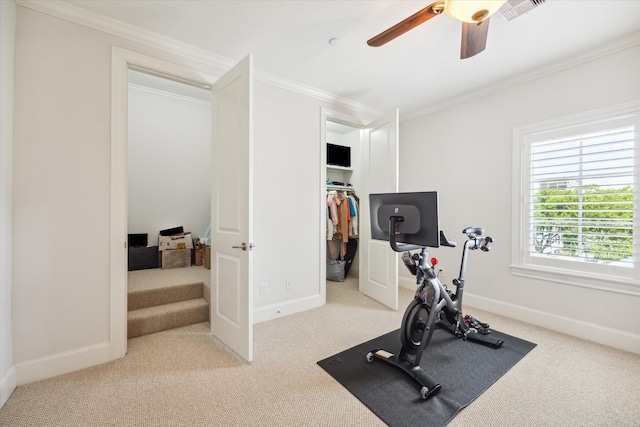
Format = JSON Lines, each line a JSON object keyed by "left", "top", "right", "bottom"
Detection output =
{"left": 317, "top": 328, "right": 536, "bottom": 427}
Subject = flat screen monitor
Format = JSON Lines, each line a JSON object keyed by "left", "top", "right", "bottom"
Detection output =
{"left": 327, "top": 143, "right": 351, "bottom": 168}
{"left": 369, "top": 191, "right": 440, "bottom": 248}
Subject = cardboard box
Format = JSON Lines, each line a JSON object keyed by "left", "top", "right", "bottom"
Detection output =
{"left": 158, "top": 232, "right": 193, "bottom": 251}
{"left": 194, "top": 246, "right": 203, "bottom": 266}
{"left": 162, "top": 248, "right": 191, "bottom": 269}
{"left": 203, "top": 246, "right": 211, "bottom": 269}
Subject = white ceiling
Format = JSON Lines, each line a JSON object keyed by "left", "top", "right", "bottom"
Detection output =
{"left": 49, "top": 0, "right": 640, "bottom": 117}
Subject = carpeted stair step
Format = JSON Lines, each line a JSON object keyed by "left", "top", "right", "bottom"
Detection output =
{"left": 128, "top": 282, "right": 204, "bottom": 311}
{"left": 128, "top": 298, "right": 209, "bottom": 338}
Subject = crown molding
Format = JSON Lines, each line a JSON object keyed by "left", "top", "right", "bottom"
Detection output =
{"left": 15, "top": 0, "right": 234, "bottom": 71}
{"left": 20, "top": 0, "right": 632, "bottom": 123}
{"left": 403, "top": 31, "right": 640, "bottom": 121}
{"left": 16, "top": 0, "right": 383, "bottom": 120}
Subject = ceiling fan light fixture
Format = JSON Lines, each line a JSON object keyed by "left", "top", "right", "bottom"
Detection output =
{"left": 444, "top": 0, "right": 508, "bottom": 23}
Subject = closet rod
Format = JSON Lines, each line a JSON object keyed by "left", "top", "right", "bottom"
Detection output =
{"left": 327, "top": 185, "right": 355, "bottom": 192}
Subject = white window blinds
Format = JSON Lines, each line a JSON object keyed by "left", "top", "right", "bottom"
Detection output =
{"left": 528, "top": 119, "right": 635, "bottom": 267}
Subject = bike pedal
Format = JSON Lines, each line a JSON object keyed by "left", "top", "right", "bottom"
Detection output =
{"left": 464, "top": 315, "right": 490, "bottom": 329}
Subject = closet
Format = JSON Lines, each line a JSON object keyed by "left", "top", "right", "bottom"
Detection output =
{"left": 325, "top": 119, "right": 362, "bottom": 281}
{"left": 322, "top": 108, "right": 400, "bottom": 309}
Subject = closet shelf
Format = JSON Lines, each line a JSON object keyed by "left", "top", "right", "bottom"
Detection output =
{"left": 327, "top": 165, "right": 352, "bottom": 172}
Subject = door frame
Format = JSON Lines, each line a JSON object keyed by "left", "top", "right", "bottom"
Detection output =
{"left": 110, "top": 47, "right": 218, "bottom": 360}
{"left": 320, "top": 108, "right": 400, "bottom": 309}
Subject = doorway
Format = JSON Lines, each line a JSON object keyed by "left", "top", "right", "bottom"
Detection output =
{"left": 324, "top": 117, "right": 362, "bottom": 298}
{"left": 126, "top": 69, "right": 212, "bottom": 341}
{"left": 111, "top": 48, "right": 254, "bottom": 362}
{"left": 321, "top": 108, "right": 400, "bottom": 311}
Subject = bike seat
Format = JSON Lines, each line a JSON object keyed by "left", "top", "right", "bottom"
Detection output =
{"left": 463, "top": 227, "right": 484, "bottom": 237}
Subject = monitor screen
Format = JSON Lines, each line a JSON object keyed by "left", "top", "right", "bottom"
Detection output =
{"left": 327, "top": 143, "right": 351, "bottom": 168}
{"left": 369, "top": 191, "right": 440, "bottom": 248}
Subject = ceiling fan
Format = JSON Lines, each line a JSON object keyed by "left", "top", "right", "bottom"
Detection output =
{"left": 367, "top": 0, "right": 546, "bottom": 59}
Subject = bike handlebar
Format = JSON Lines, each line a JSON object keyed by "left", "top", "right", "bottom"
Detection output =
{"left": 461, "top": 227, "right": 493, "bottom": 252}
{"left": 481, "top": 236, "right": 493, "bottom": 252}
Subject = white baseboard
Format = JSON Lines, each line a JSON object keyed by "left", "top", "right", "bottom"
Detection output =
{"left": 254, "top": 293, "right": 324, "bottom": 324}
{"left": 464, "top": 293, "right": 640, "bottom": 355}
{"left": 1, "top": 365, "right": 16, "bottom": 408}
{"left": 399, "top": 275, "right": 639, "bottom": 354}
{"left": 15, "top": 342, "right": 111, "bottom": 386}
{"left": 399, "top": 276, "right": 415, "bottom": 290}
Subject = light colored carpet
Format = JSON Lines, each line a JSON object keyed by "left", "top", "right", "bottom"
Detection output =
{"left": 1, "top": 276, "right": 639, "bottom": 426}
{"left": 128, "top": 265, "right": 211, "bottom": 293}
{"left": 127, "top": 266, "right": 210, "bottom": 338}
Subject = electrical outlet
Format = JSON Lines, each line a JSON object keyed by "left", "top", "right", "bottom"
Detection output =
{"left": 286, "top": 280, "right": 292, "bottom": 290}
{"left": 438, "top": 268, "right": 445, "bottom": 279}
{"left": 260, "top": 282, "right": 268, "bottom": 295}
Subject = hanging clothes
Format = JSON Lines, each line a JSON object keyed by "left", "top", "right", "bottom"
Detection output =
{"left": 327, "top": 190, "right": 339, "bottom": 240}
{"left": 336, "top": 191, "right": 350, "bottom": 243}
{"left": 326, "top": 188, "right": 359, "bottom": 261}
{"left": 347, "top": 195, "right": 359, "bottom": 238}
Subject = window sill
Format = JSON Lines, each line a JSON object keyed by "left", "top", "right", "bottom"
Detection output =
{"left": 510, "top": 264, "right": 640, "bottom": 296}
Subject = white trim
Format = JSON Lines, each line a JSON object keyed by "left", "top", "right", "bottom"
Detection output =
{"left": 400, "top": 273, "right": 640, "bottom": 353}
{"left": 110, "top": 47, "right": 128, "bottom": 361}
{"left": 398, "top": 274, "right": 416, "bottom": 290}
{"left": 253, "top": 294, "right": 324, "bottom": 324}
{"left": 0, "top": 365, "right": 16, "bottom": 408}
{"left": 403, "top": 32, "right": 640, "bottom": 121}
{"left": 511, "top": 100, "right": 640, "bottom": 294}
{"left": 15, "top": 1, "right": 640, "bottom": 123}
{"left": 319, "top": 110, "right": 328, "bottom": 305}
{"left": 464, "top": 293, "right": 640, "bottom": 355}
{"left": 16, "top": 0, "right": 383, "bottom": 119}
{"left": 111, "top": 47, "right": 220, "bottom": 361}
{"left": 16, "top": 0, "right": 234, "bottom": 72}
{"left": 320, "top": 108, "right": 369, "bottom": 306}
{"left": 15, "top": 343, "right": 111, "bottom": 386}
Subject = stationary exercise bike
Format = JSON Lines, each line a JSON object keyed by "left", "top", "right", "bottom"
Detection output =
{"left": 366, "top": 193, "right": 503, "bottom": 400}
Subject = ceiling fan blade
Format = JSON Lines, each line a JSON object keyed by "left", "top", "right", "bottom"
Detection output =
{"left": 367, "top": 2, "right": 443, "bottom": 47}
{"left": 460, "top": 19, "right": 490, "bottom": 59}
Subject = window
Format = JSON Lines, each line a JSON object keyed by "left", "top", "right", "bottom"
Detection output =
{"left": 512, "top": 102, "right": 640, "bottom": 291}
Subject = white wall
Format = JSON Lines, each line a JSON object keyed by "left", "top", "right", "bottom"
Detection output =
{"left": 13, "top": 2, "right": 636, "bottom": 392}
{"left": 128, "top": 83, "right": 211, "bottom": 245}
{"left": 13, "top": 6, "right": 114, "bottom": 372}
{"left": 252, "top": 83, "right": 347, "bottom": 317}
{"left": 11, "top": 4, "right": 373, "bottom": 384}
{"left": 399, "top": 44, "right": 640, "bottom": 353}
{"left": 0, "top": 0, "right": 17, "bottom": 408}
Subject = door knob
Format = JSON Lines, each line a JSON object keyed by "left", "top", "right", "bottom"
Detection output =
{"left": 232, "top": 243, "right": 254, "bottom": 251}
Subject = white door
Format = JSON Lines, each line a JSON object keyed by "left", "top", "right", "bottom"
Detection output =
{"left": 210, "top": 55, "right": 254, "bottom": 361}
{"left": 359, "top": 110, "right": 399, "bottom": 310}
